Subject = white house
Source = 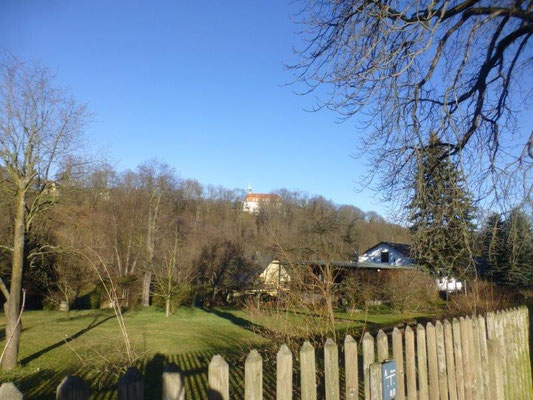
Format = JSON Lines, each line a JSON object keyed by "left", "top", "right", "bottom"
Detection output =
{"left": 358, "top": 242, "right": 413, "bottom": 266}
{"left": 242, "top": 188, "right": 281, "bottom": 214}
{"left": 359, "top": 242, "right": 463, "bottom": 292}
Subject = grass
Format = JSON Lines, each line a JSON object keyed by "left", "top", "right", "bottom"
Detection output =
{"left": 0, "top": 307, "right": 428, "bottom": 399}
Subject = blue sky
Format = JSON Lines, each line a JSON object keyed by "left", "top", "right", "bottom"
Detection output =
{"left": 0, "top": 1, "right": 389, "bottom": 214}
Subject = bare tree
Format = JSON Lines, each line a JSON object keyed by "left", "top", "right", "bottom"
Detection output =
{"left": 0, "top": 58, "right": 88, "bottom": 370}
{"left": 137, "top": 160, "right": 175, "bottom": 307}
{"left": 290, "top": 0, "right": 533, "bottom": 209}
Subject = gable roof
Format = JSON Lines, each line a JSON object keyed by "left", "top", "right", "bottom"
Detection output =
{"left": 245, "top": 193, "right": 281, "bottom": 202}
{"left": 362, "top": 242, "right": 412, "bottom": 258}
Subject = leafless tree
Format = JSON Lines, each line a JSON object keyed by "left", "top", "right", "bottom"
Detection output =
{"left": 0, "top": 58, "right": 88, "bottom": 370}
{"left": 290, "top": 0, "right": 533, "bottom": 210}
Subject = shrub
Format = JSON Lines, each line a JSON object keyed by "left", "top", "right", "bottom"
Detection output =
{"left": 447, "top": 279, "right": 513, "bottom": 315}
{"left": 89, "top": 289, "right": 102, "bottom": 309}
{"left": 383, "top": 270, "right": 440, "bottom": 313}
{"left": 152, "top": 284, "right": 197, "bottom": 312}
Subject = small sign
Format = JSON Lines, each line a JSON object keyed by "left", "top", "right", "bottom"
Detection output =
{"left": 381, "top": 360, "right": 397, "bottom": 400}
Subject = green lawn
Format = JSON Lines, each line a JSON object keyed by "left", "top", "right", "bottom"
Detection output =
{"left": 0, "top": 307, "right": 428, "bottom": 399}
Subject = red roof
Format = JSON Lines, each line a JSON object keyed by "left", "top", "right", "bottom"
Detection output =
{"left": 245, "top": 193, "right": 281, "bottom": 202}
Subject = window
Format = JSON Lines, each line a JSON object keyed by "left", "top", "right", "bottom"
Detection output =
{"left": 381, "top": 251, "right": 389, "bottom": 263}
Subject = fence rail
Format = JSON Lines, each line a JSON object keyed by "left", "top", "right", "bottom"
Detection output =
{"left": 1, "top": 307, "right": 531, "bottom": 399}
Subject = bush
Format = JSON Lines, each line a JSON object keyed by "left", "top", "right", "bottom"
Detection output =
{"left": 447, "top": 279, "right": 513, "bottom": 315}
{"left": 43, "top": 296, "right": 58, "bottom": 311}
{"left": 383, "top": 270, "right": 441, "bottom": 313}
{"left": 89, "top": 289, "right": 101, "bottom": 309}
{"left": 152, "top": 284, "right": 197, "bottom": 312}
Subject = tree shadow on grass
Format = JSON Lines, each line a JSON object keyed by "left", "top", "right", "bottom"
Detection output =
{"left": 201, "top": 308, "right": 275, "bottom": 339}
{"left": 20, "top": 314, "right": 115, "bottom": 366}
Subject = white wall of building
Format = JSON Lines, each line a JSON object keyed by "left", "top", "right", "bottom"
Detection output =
{"left": 358, "top": 244, "right": 413, "bottom": 266}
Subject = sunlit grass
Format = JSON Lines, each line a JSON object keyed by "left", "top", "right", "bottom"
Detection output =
{"left": 0, "top": 307, "right": 427, "bottom": 399}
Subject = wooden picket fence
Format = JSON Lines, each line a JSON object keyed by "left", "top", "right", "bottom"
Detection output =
{"left": 0, "top": 307, "right": 531, "bottom": 399}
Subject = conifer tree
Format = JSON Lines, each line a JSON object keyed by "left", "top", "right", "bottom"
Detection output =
{"left": 482, "top": 208, "right": 533, "bottom": 287}
{"left": 408, "top": 133, "right": 476, "bottom": 277}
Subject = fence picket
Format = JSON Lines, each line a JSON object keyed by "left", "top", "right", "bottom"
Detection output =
{"left": 471, "top": 317, "right": 484, "bottom": 400}
{"left": 0, "top": 382, "right": 23, "bottom": 400}
{"left": 521, "top": 307, "right": 533, "bottom": 397}
{"left": 56, "top": 376, "right": 90, "bottom": 400}
{"left": 435, "top": 321, "right": 448, "bottom": 400}
{"left": 452, "top": 318, "right": 465, "bottom": 400}
{"left": 324, "top": 338, "right": 340, "bottom": 400}
{"left": 162, "top": 363, "right": 185, "bottom": 400}
{"left": 496, "top": 311, "right": 509, "bottom": 398}
{"left": 476, "top": 316, "right": 490, "bottom": 400}
{"left": 118, "top": 367, "right": 144, "bottom": 400}
{"left": 443, "top": 320, "right": 457, "bottom": 400}
{"left": 426, "top": 322, "right": 439, "bottom": 400}
{"left": 208, "top": 355, "right": 229, "bottom": 400}
{"left": 460, "top": 317, "right": 472, "bottom": 400}
{"left": 369, "top": 363, "right": 382, "bottom": 400}
{"left": 362, "top": 332, "right": 375, "bottom": 400}
{"left": 404, "top": 326, "right": 416, "bottom": 400}
{"left": 377, "top": 330, "right": 388, "bottom": 362}
{"left": 245, "top": 349, "right": 263, "bottom": 400}
{"left": 392, "top": 327, "right": 405, "bottom": 400}
{"left": 276, "top": 345, "right": 292, "bottom": 400}
{"left": 344, "top": 335, "right": 358, "bottom": 400}
{"left": 487, "top": 338, "right": 504, "bottom": 400}
{"left": 300, "top": 341, "right": 317, "bottom": 400}
{"left": 417, "top": 324, "right": 429, "bottom": 400}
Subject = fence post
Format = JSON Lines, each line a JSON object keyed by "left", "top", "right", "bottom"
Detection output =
{"left": 495, "top": 311, "right": 509, "bottom": 398}
{"left": 471, "top": 317, "right": 484, "bottom": 399}
{"left": 208, "top": 355, "right": 229, "bottom": 400}
{"left": 369, "top": 363, "right": 382, "bottom": 400}
{"left": 459, "top": 317, "right": 472, "bottom": 400}
{"left": 435, "top": 321, "right": 448, "bottom": 400}
{"left": 162, "top": 363, "right": 185, "bottom": 400}
{"left": 443, "top": 320, "right": 457, "bottom": 400}
{"left": 118, "top": 367, "right": 144, "bottom": 400}
{"left": 377, "top": 330, "right": 388, "bottom": 362}
{"left": 344, "top": 335, "right": 358, "bottom": 400}
{"left": 476, "top": 316, "right": 490, "bottom": 400}
{"left": 363, "top": 332, "right": 375, "bottom": 400}
{"left": 487, "top": 338, "right": 504, "bottom": 400}
{"left": 404, "top": 326, "right": 416, "bottom": 400}
{"left": 452, "top": 318, "right": 465, "bottom": 400}
{"left": 56, "top": 376, "right": 90, "bottom": 400}
{"left": 245, "top": 349, "right": 263, "bottom": 400}
{"left": 300, "top": 341, "right": 317, "bottom": 400}
{"left": 520, "top": 307, "right": 533, "bottom": 397}
{"left": 324, "top": 338, "right": 340, "bottom": 400}
{"left": 426, "top": 322, "right": 439, "bottom": 400}
{"left": 417, "top": 324, "right": 429, "bottom": 400}
{"left": 276, "top": 345, "right": 292, "bottom": 400}
{"left": 392, "top": 327, "right": 405, "bottom": 400}
{"left": 0, "top": 382, "right": 24, "bottom": 399}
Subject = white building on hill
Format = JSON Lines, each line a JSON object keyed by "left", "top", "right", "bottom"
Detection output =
{"left": 242, "top": 187, "right": 281, "bottom": 214}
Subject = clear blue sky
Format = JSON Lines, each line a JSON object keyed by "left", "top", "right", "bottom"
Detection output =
{"left": 0, "top": 1, "right": 387, "bottom": 214}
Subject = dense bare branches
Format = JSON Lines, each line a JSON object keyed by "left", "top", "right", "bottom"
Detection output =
{"left": 290, "top": 0, "right": 533, "bottom": 209}
{"left": 0, "top": 57, "right": 88, "bottom": 370}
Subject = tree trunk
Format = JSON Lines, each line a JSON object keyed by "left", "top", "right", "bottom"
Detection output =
{"left": 1, "top": 187, "right": 25, "bottom": 370}
{"left": 165, "top": 297, "right": 170, "bottom": 317}
{"left": 141, "top": 271, "right": 151, "bottom": 307}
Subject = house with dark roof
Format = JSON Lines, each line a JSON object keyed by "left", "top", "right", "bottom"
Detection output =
{"left": 358, "top": 242, "right": 413, "bottom": 266}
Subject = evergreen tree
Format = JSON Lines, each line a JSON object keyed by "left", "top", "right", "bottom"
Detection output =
{"left": 482, "top": 208, "right": 533, "bottom": 287}
{"left": 408, "top": 133, "right": 476, "bottom": 277}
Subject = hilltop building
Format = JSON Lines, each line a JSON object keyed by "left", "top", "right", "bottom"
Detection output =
{"left": 242, "top": 187, "right": 281, "bottom": 214}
